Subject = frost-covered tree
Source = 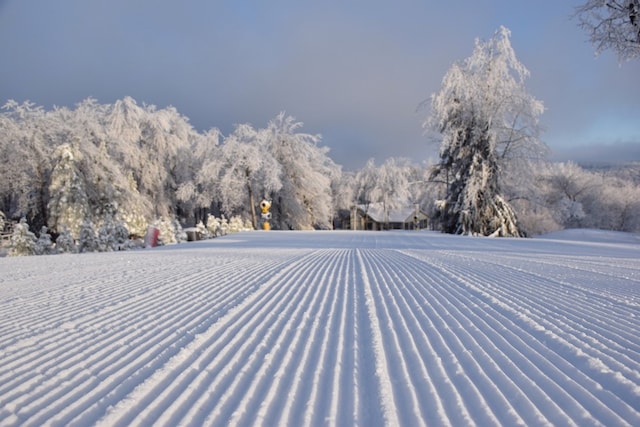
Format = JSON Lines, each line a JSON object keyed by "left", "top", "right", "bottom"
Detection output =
{"left": 425, "top": 26, "right": 545, "bottom": 237}
{"left": 0, "top": 101, "right": 53, "bottom": 229}
{"left": 9, "top": 218, "right": 37, "bottom": 256}
{"left": 105, "top": 97, "right": 196, "bottom": 223}
{"left": 375, "top": 158, "right": 414, "bottom": 227}
{"left": 55, "top": 226, "right": 77, "bottom": 253}
{"left": 35, "top": 226, "right": 55, "bottom": 255}
{"left": 97, "top": 213, "right": 118, "bottom": 252}
{"left": 575, "top": 0, "right": 640, "bottom": 61}
{"left": 213, "top": 123, "right": 281, "bottom": 229}
{"left": 266, "top": 113, "right": 339, "bottom": 230}
{"left": 47, "top": 143, "right": 90, "bottom": 238}
{"left": 351, "top": 158, "right": 415, "bottom": 229}
{"left": 539, "top": 162, "right": 594, "bottom": 229}
{"left": 177, "top": 128, "right": 221, "bottom": 224}
{"left": 78, "top": 220, "right": 98, "bottom": 253}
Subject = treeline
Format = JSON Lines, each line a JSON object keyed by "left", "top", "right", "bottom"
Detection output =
{"left": 0, "top": 97, "right": 340, "bottom": 242}
{"left": 0, "top": 97, "right": 638, "bottom": 254}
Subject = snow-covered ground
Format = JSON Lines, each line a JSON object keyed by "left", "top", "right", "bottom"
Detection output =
{"left": 1, "top": 230, "right": 638, "bottom": 426}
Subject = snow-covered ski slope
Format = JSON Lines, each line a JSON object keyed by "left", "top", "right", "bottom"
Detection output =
{"left": 1, "top": 230, "right": 639, "bottom": 426}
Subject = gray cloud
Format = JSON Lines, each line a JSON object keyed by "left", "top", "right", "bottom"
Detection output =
{"left": 1, "top": 1, "right": 638, "bottom": 170}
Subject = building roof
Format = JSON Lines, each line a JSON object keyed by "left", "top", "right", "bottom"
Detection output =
{"left": 358, "top": 203, "right": 428, "bottom": 223}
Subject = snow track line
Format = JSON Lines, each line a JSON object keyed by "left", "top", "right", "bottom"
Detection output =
{"left": 1, "top": 232, "right": 638, "bottom": 426}
{"left": 2, "top": 249, "right": 312, "bottom": 426}
{"left": 402, "top": 249, "right": 640, "bottom": 426}
{"left": 428, "top": 251, "right": 640, "bottom": 381}
{"left": 355, "top": 249, "right": 402, "bottom": 427}
{"left": 96, "top": 250, "right": 317, "bottom": 427}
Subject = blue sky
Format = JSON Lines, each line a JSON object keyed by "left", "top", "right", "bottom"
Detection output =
{"left": 1, "top": 0, "right": 638, "bottom": 169}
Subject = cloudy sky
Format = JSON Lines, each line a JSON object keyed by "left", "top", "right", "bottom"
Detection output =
{"left": 1, "top": 0, "right": 638, "bottom": 169}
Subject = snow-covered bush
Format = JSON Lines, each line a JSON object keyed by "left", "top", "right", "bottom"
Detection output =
{"left": 121, "top": 211, "right": 147, "bottom": 239}
{"left": 173, "top": 218, "right": 187, "bottom": 243}
{"left": 196, "top": 221, "right": 211, "bottom": 239}
{"left": 154, "top": 218, "right": 175, "bottom": 245}
{"left": 9, "top": 218, "right": 37, "bottom": 256}
{"left": 55, "top": 226, "right": 77, "bottom": 253}
{"left": 35, "top": 226, "right": 56, "bottom": 255}
{"left": 219, "top": 216, "right": 229, "bottom": 235}
{"left": 206, "top": 214, "right": 220, "bottom": 236}
{"left": 78, "top": 220, "right": 98, "bottom": 253}
{"left": 205, "top": 214, "right": 251, "bottom": 235}
{"left": 228, "top": 215, "right": 252, "bottom": 233}
{"left": 0, "top": 211, "right": 5, "bottom": 232}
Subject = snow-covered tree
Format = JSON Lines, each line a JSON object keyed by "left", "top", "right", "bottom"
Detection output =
{"left": 47, "top": 143, "right": 91, "bottom": 238}
{"left": 172, "top": 218, "right": 187, "bottom": 243}
{"left": 176, "top": 128, "right": 221, "bottom": 224}
{"left": 575, "top": 0, "right": 640, "bottom": 61}
{"left": 0, "top": 101, "right": 53, "bottom": 229}
{"left": 195, "top": 220, "right": 210, "bottom": 239}
{"left": 9, "top": 218, "right": 37, "bottom": 256}
{"left": 424, "top": 26, "right": 544, "bottom": 237}
{"left": 206, "top": 214, "right": 224, "bottom": 236}
{"left": 212, "top": 123, "right": 281, "bottom": 229}
{"left": 539, "top": 162, "right": 594, "bottom": 229}
{"left": 97, "top": 213, "right": 118, "bottom": 252}
{"left": 154, "top": 217, "right": 179, "bottom": 245}
{"left": 78, "top": 220, "right": 98, "bottom": 253}
{"left": 227, "top": 215, "right": 252, "bottom": 233}
{"left": 55, "top": 226, "right": 77, "bottom": 253}
{"left": 266, "top": 113, "right": 339, "bottom": 230}
{"left": 351, "top": 158, "right": 416, "bottom": 229}
{"left": 35, "top": 226, "right": 55, "bottom": 255}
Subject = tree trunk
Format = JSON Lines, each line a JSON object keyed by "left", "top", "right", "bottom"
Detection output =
{"left": 248, "top": 184, "right": 257, "bottom": 230}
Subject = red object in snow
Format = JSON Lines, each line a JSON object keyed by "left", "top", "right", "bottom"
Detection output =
{"left": 145, "top": 226, "right": 160, "bottom": 247}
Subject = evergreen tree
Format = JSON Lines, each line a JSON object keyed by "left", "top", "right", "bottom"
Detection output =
{"left": 78, "top": 220, "right": 98, "bottom": 253}
{"left": 35, "top": 226, "right": 55, "bottom": 255}
{"left": 9, "top": 218, "right": 37, "bottom": 256}
{"left": 97, "top": 214, "right": 117, "bottom": 252}
{"left": 55, "top": 226, "right": 77, "bottom": 253}
{"left": 47, "top": 143, "right": 90, "bottom": 239}
{"left": 113, "top": 219, "right": 130, "bottom": 250}
{"left": 425, "top": 27, "right": 544, "bottom": 237}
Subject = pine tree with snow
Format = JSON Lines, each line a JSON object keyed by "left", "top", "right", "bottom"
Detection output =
{"left": 425, "top": 27, "right": 544, "bottom": 237}
{"left": 113, "top": 219, "right": 130, "bottom": 250}
{"left": 9, "top": 218, "right": 37, "bottom": 256}
{"left": 35, "top": 226, "right": 55, "bottom": 255}
{"left": 78, "top": 220, "right": 98, "bottom": 253}
{"left": 47, "top": 143, "right": 91, "bottom": 239}
{"left": 55, "top": 226, "right": 77, "bottom": 253}
{"left": 97, "top": 214, "right": 118, "bottom": 252}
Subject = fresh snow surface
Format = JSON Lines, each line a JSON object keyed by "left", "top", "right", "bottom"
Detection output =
{"left": 1, "top": 230, "right": 639, "bottom": 427}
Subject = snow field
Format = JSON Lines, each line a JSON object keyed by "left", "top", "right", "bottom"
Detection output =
{"left": 0, "top": 230, "right": 639, "bottom": 426}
